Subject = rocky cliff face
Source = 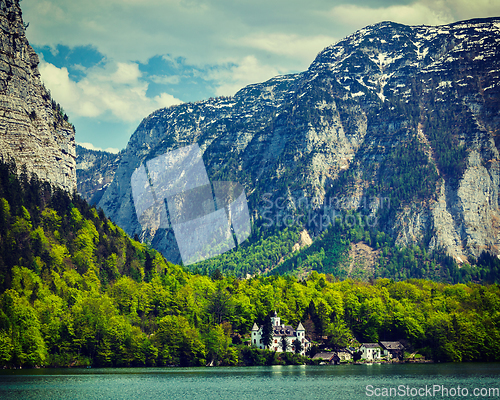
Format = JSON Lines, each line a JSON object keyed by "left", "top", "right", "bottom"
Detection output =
{"left": 76, "top": 145, "right": 120, "bottom": 205}
{"left": 98, "top": 17, "right": 500, "bottom": 263}
{"left": 0, "top": 0, "right": 76, "bottom": 192}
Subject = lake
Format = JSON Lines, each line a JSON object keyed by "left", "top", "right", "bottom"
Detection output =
{"left": 1, "top": 363, "right": 499, "bottom": 400}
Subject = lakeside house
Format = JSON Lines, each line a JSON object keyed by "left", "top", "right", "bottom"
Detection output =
{"left": 312, "top": 352, "right": 339, "bottom": 364}
{"left": 380, "top": 341, "right": 405, "bottom": 359}
{"left": 251, "top": 312, "right": 310, "bottom": 356}
{"left": 359, "top": 343, "right": 382, "bottom": 360}
{"left": 312, "top": 349, "right": 353, "bottom": 364}
{"left": 310, "top": 340, "right": 407, "bottom": 364}
{"left": 359, "top": 341, "right": 405, "bottom": 361}
{"left": 337, "top": 349, "right": 353, "bottom": 362}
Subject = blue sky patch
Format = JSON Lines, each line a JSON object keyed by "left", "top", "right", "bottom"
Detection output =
{"left": 33, "top": 44, "right": 106, "bottom": 81}
{"left": 139, "top": 55, "right": 218, "bottom": 103}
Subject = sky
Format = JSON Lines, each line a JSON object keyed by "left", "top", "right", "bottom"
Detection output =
{"left": 22, "top": 0, "right": 500, "bottom": 153}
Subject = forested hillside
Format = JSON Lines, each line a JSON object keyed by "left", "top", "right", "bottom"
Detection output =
{"left": 1, "top": 159, "right": 499, "bottom": 368}
{"left": 194, "top": 211, "right": 500, "bottom": 284}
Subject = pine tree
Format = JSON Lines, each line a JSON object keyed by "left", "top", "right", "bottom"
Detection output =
{"left": 261, "top": 314, "right": 273, "bottom": 349}
{"left": 280, "top": 335, "right": 288, "bottom": 352}
{"left": 293, "top": 338, "right": 303, "bottom": 354}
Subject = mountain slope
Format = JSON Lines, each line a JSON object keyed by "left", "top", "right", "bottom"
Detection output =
{"left": 98, "top": 17, "right": 500, "bottom": 265}
{"left": 0, "top": 0, "right": 76, "bottom": 192}
{"left": 76, "top": 144, "right": 121, "bottom": 205}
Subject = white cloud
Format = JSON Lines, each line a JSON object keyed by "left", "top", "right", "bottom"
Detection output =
{"left": 328, "top": 0, "right": 500, "bottom": 32}
{"left": 154, "top": 92, "right": 184, "bottom": 108}
{"left": 24, "top": 0, "right": 500, "bottom": 150}
{"left": 78, "top": 142, "right": 120, "bottom": 154}
{"left": 110, "top": 62, "right": 142, "bottom": 84}
{"left": 425, "top": 0, "right": 500, "bottom": 22}
{"left": 26, "top": 0, "right": 500, "bottom": 97}
{"left": 38, "top": 61, "right": 101, "bottom": 117}
{"left": 329, "top": 3, "right": 448, "bottom": 28}
{"left": 39, "top": 60, "right": 182, "bottom": 123}
{"left": 209, "top": 56, "right": 282, "bottom": 97}
{"left": 237, "top": 33, "right": 337, "bottom": 64}
{"left": 149, "top": 75, "right": 181, "bottom": 85}
{"left": 23, "top": 0, "right": 227, "bottom": 65}
{"left": 24, "top": 0, "right": 500, "bottom": 69}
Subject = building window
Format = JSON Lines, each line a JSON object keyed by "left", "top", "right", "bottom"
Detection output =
{"left": 254, "top": 339, "right": 256, "bottom": 344}
{"left": 274, "top": 339, "right": 277, "bottom": 343}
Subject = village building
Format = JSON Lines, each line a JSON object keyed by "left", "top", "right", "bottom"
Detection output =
{"left": 337, "top": 348, "right": 353, "bottom": 362}
{"left": 380, "top": 341, "right": 405, "bottom": 360}
{"left": 311, "top": 348, "right": 353, "bottom": 364}
{"left": 359, "top": 343, "right": 382, "bottom": 360}
{"left": 251, "top": 312, "right": 310, "bottom": 356}
{"left": 312, "top": 352, "right": 339, "bottom": 364}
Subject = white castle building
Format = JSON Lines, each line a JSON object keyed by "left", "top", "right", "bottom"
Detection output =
{"left": 251, "top": 312, "right": 310, "bottom": 355}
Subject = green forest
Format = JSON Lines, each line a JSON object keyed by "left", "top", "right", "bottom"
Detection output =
{"left": 1, "top": 160, "right": 500, "bottom": 368}
{"left": 194, "top": 206, "right": 500, "bottom": 284}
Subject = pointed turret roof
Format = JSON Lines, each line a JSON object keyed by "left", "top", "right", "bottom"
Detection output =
{"left": 251, "top": 323, "right": 259, "bottom": 331}
{"left": 296, "top": 322, "right": 305, "bottom": 331}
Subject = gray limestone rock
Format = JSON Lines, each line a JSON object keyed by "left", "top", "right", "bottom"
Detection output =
{"left": 98, "top": 18, "right": 500, "bottom": 263}
{"left": 0, "top": 0, "right": 76, "bottom": 192}
{"left": 76, "top": 144, "right": 121, "bottom": 205}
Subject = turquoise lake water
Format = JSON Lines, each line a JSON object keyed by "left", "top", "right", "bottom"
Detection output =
{"left": 1, "top": 363, "right": 499, "bottom": 400}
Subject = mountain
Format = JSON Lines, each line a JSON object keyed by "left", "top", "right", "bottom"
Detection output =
{"left": 98, "top": 17, "right": 500, "bottom": 266}
{"left": 76, "top": 144, "right": 120, "bottom": 205}
{"left": 0, "top": 0, "right": 76, "bottom": 192}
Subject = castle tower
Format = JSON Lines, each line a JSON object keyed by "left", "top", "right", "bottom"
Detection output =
{"left": 251, "top": 323, "right": 260, "bottom": 346}
{"left": 296, "top": 322, "right": 307, "bottom": 354}
{"left": 271, "top": 311, "right": 281, "bottom": 327}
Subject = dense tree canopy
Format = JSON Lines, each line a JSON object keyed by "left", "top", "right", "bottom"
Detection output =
{"left": 0, "top": 160, "right": 500, "bottom": 368}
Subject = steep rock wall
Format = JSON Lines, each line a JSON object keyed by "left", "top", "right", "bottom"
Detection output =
{"left": 98, "top": 18, "right": 500, "bottom": 263}
{"left": 0, "top": 0, "right": 76, "bottom": 192}
{"left": 76, "top": 145, "right": 120, "bottom": 205}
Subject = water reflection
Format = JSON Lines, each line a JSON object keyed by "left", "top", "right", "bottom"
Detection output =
{"left": 1, "top": 364, "right": 499, "bottom": 400}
